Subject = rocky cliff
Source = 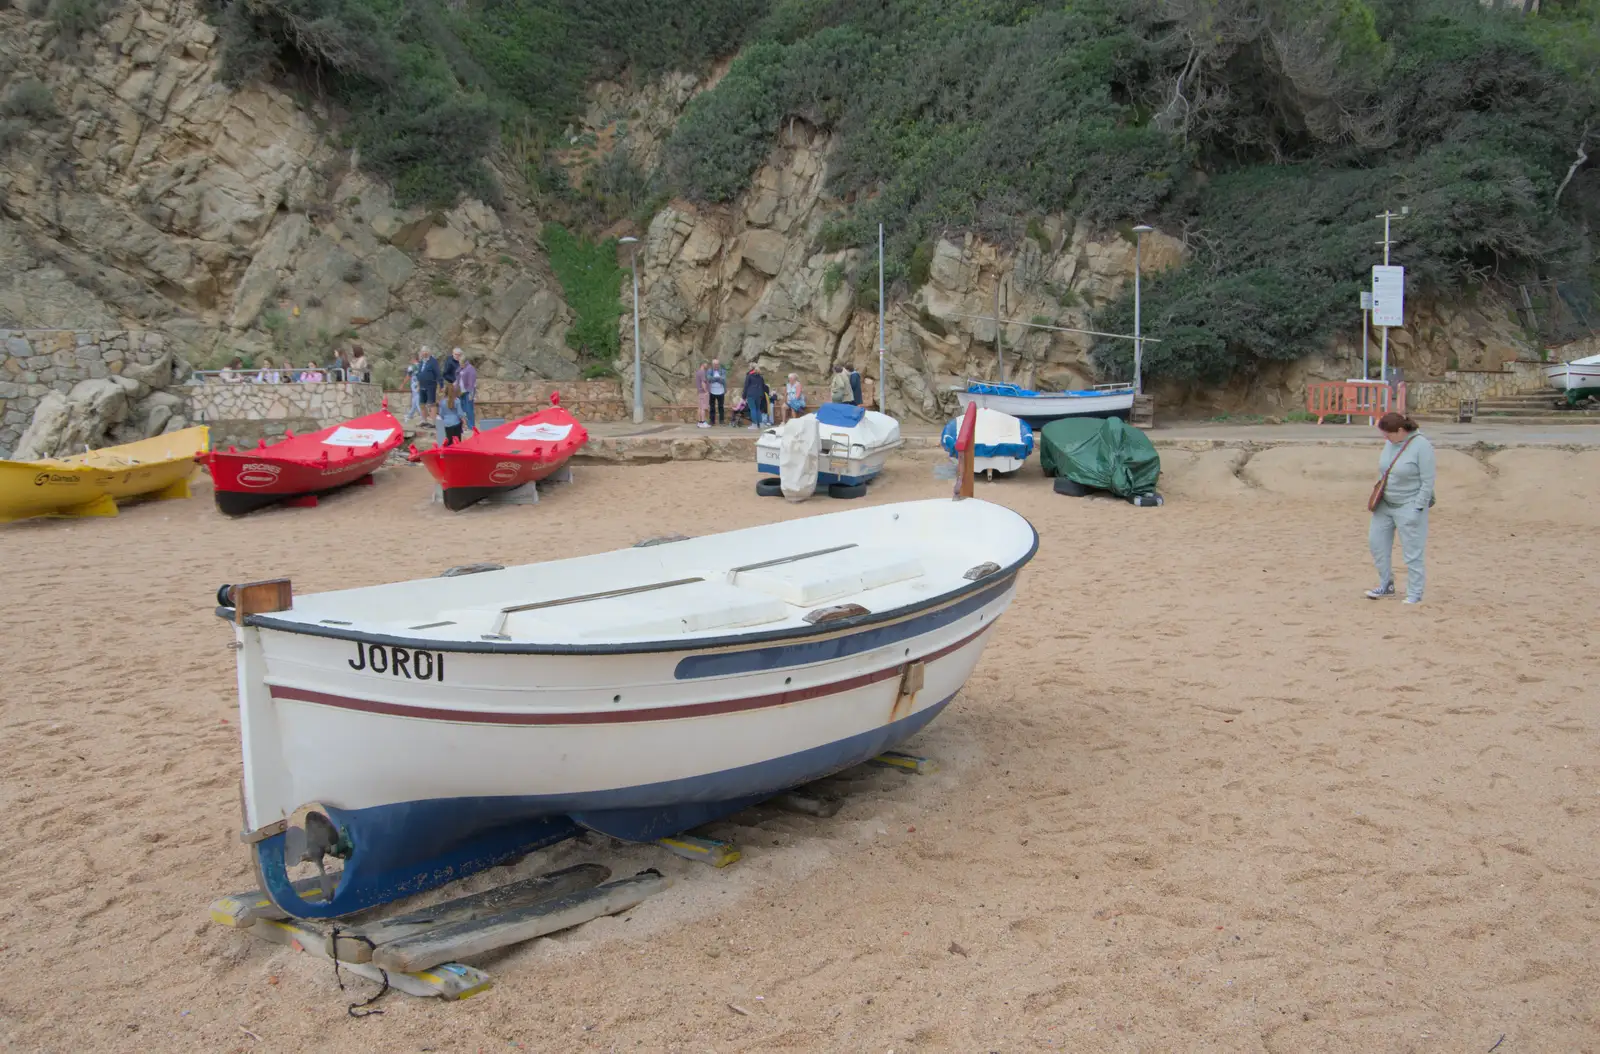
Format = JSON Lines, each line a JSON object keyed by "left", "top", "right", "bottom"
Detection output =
{"left": 0, "top": 0, "right": 578, "bottom": 388}
{"left": 617, "top": 115, "right": 1532, "bottom": 422}
{"left": 0, "top": 6, "right": 1538, "bottom": 429}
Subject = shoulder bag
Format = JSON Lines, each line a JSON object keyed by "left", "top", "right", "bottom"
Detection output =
{"left": 1368, "top": 434, "right": 1417, "bottom": 512}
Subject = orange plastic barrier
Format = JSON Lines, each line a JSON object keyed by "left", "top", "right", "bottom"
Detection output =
{"left": 1306, "top": 381, "right": 1406, "bottom": 424}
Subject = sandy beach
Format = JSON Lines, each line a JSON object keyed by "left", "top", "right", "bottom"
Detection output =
{"left": 0, "top": 442, "right": 1596, "bottom": 1053}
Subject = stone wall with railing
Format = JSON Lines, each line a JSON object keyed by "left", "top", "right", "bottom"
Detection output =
{"left": 187, "top": 380, "right": 385, "bottom": 449}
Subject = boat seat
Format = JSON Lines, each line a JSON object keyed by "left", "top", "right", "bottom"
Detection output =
{"left": 734, "top": 546, "right": 925, "bottom": 607}
{"left": 500, "top": 580, "right": 790, "bottom": 641}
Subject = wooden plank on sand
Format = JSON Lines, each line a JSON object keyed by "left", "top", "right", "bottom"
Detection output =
{"left": 325, "top": 863, "right": 611, "bottom": 963}
{"left": 250, "top": 916, "right": 492, "bottom": 1001}
{"left": 372, "top": 869, "right": 671, "bottom": 974}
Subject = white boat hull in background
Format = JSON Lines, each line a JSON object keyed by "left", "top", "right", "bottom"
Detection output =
{"left": 1545, "top": 358, "right": 1600, "bottom": 390}
{"left": 955, "top": 388, "right": 1134, "bottom": 427}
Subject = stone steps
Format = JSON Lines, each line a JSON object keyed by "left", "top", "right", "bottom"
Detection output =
{"left": 1413, "top": 411, "right": 1600, "bottom": 425}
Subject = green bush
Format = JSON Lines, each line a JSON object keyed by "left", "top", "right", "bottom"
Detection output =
{"left": 212, "top": 0, "right": 773, "bottom": 209}
{"left": 658, "top": 0, "right": 1596, "bottom": 383}
{"left": 544, "top": 222, "right": 624, "bottom": 361}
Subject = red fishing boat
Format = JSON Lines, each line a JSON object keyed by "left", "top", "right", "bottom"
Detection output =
{"left": 204, "top": 406, "right": 404, "bottom": 516}
{"left": 419, "top": 400, "right": 588, "bottom": 510}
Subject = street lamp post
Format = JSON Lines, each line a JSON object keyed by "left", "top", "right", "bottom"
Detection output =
{"left": 1131, "top": 225, "right": 1154, "bottom": 395}
{"left": 619, "top": 236, "right": 643, "bottom": 424}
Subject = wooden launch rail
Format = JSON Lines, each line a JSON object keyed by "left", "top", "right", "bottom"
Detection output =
{"left": 209, "top": 865, "right": 671, "bottom": 999}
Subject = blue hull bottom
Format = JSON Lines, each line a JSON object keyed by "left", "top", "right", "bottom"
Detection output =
{"left": 755, "top": 463, "right": 880, "bottom": 488}
{"left": 255, "top": 693, "right": 956, "bottom": 919}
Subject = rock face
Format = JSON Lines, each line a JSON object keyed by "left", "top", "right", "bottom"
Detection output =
{"left": 0, "top": 0, "right": 576, "bottom": 388}
{"left": 622, "top": 121, "right": 1192, "bottom": 421}
{"left": 0, "top": 329, "right": 186, "bottom": 456}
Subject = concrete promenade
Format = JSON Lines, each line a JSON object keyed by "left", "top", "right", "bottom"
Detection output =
{"left": 575, "top": 418, "right": 1600, "bottom": 463}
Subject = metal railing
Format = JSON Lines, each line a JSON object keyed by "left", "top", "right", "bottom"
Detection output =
{"left": 189, "top": 368, "right": 363, "bottom": 384}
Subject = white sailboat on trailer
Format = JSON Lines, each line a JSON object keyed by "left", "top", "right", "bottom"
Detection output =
{"left": 219, "top": 498, "right": 1038, "bottom": 919}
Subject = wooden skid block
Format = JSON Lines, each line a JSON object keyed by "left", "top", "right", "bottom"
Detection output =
{"left": 249, "top": 917, "right": 493, "bottom": 1001}
{"left": 773, "top": 790, "right": 844, "bottom": 818}
{"left": 656, "top": 834, "right": 741, "bottom": 867}
{"left": 326, "top": 863, "right": 611, "bottom": 963}
{"left": 149, "top": 476, "right": 193, "bottom": 501}
{"left": 869, "top": 750, "right": 937, "bottom": 775}
{"left": 62, "top": 494, "right": 119, "bottom": 518}
{"left": 372, "top": 870, "right": 671, "bottom": 974}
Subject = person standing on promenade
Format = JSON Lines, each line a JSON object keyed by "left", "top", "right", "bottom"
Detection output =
{"left": 743, "top": 363, "right": 769, "bottom": 430}
{"left": 456, "top": 353, "right": 477, "bottom": 434}
{"left": 406, "top": 352, "right": 421, "bottom": 418}
{"left": 707, "top": 358, "right": 727, "bottom": 426}
{"left": 695, "top": 361, "right": 710, "bottom": 428}
{"left": 417, "top": 347, "right": 440, "bottom": 424}
{"left": 1365, "top": 412, "right": 1436, "bottom": 605}
{"left": 829, "top": 363, "right": 852, "bottom": 404}
{"left": 848, "top": 363, "right": 862, "bottom": 405}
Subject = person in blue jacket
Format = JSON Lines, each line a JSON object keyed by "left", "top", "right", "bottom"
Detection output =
{"left": 416, "top": 347, "right": 441, "bottom": 424}
{"left": 742, "top": 364, "right": 768, "bottom": 429}
{"left": 848, "top": 363, "right": 863, "bottom": 405}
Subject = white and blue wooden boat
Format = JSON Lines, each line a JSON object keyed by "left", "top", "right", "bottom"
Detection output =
{"left": 955, "top": 381, "right": 1134, "bottom": 428}
{"left": 1544, "top": 352, "right": 1600, "bottom": 391}
{"left": 756, "top": 402, "right": 902, "bottom": 488}
{"left": 940, "top": 407, "right": 1034, "bottom": 476}
{"left": 218, "top": 498, "right": 1037, "bottom": 919}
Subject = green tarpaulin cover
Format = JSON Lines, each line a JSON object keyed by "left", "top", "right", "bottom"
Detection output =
{"left": 1039, "top": 417, "right": 1161, "bottom": 497}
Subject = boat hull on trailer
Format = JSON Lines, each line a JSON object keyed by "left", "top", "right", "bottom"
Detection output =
{"left": 956, "top": 384, "right": 1134, "bottom": 428}
{"left": 755, "top": 402, "right": 902, "bottom": 488}
{"left": 221, "top": 498, "right": 1037, "bottom": 918}
{"left": 420, "top": 405, "right": 587, "bottom": 510}
{"left": 206, "top": 410, "right": 402, "bottom": 516}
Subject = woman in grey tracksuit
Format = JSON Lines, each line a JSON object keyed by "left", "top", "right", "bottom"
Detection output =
{"left": 1366, "top": 412, "right": 1436, "bottom": 605}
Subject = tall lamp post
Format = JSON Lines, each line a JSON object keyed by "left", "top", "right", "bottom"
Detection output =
{"left": 618, "top": 236, "right": 643, "bottom": 424}
{"left": 1131, "top": 225, "right": 1154, "bottom": 395}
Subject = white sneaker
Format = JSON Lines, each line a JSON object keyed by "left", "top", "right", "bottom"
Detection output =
{"left": 1403, "top": 597, "right": 1422, "bottom": 605}
{"left": 697, "top": 422, "right": 709, "bottom": 428}
{"left": 1365, "top": 585, "right": 1395, "bottom": 599}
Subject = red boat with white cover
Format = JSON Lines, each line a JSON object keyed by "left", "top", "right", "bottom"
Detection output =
{"left": 420, "top": 402, "right": 588, "bottom": 510}
{"left": 205, "top": 407, "right": 403, "bottom": 516}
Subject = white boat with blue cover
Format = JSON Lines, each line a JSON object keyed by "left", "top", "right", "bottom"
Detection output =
{"left": 218, "top": 498, "right": 1037, "bottom": 919}
{"left": 955, "top": 381, "right": 1135, "bottom": 428}
{"left": 756, "top": 402, "right": 902, "bottom": 489}
{"left": 940, "top": 407, "right": 1034, "bottom": 475}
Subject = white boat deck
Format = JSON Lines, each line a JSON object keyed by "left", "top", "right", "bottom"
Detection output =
{"left": 259, "top": 500, "right": 1036, "bottom": 647}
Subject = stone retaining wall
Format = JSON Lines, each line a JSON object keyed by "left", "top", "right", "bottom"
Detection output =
{"left": 0, "top": 329, "right": 175, "bottom": 456}
{"left": 1407, "top": 361, "right": 1550, "bottom": 412}
{"left": 187, "top": 380, "right": 384, "bottom": 450}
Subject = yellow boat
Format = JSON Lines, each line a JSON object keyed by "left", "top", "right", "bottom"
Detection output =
{"left": 0, "top": 426, "right": 210, "bottom": 524}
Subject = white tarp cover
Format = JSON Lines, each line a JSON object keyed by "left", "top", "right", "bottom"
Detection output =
{"left": 323, "top": 426, "right": 395, "bottom": 447}
{"left": 818, "top": 409, "right": 900, "bottom": 452}
{"left": 1571, "top": 352, "right": 1600, "bottom": 365}
{"left": 508, "top": 422, "right": 573, "bottom": 441}
{"left": 778, "top": 414, "right": 820, "bottom": 501}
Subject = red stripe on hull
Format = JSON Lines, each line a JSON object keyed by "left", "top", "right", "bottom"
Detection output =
{"left": 268, "top": 625, "right": 991, "bottom": 726}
